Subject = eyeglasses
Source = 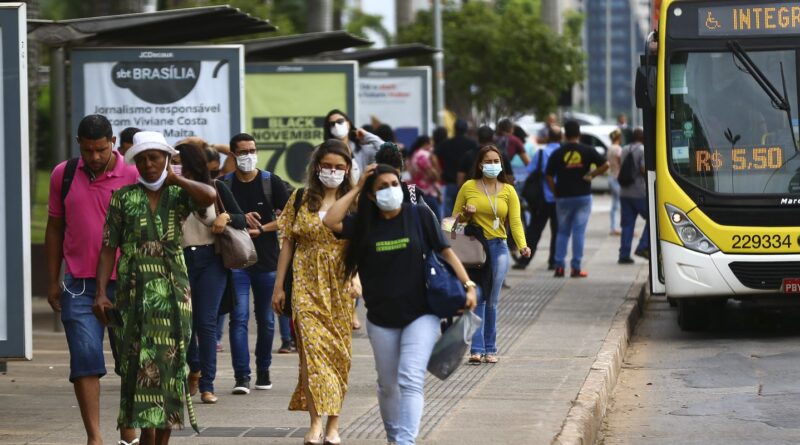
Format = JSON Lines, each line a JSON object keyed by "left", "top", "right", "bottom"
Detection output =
{"left": 328, "top": 118, "right": 346, "bottom": 127}
{"left": 236, "top": 148, "right": 257, "bottom": 156}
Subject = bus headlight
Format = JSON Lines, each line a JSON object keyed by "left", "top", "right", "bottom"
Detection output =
{"left": 666, "top": 204, "right": 719, "bottom": 254}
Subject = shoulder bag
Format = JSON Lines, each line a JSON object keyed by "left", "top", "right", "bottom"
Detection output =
{"left": 412, "top": 206, "right": 467, "bottom": 318}
{"left": 214, "top": 182, "right": 258, "bottom": 269}
{"left": 440, "top": 214, "right": 487, "bottom": 269}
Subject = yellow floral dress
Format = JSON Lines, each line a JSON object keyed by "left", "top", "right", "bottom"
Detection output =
{"left": 278, "top": 189, "right": 352, "bottom": 416}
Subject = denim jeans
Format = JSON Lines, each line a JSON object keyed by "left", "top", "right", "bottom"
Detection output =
{"left": 443, "top": 183, "right": 460, "bottom": 217}
{"left": 216, "top": 314, "right": 226, "bottom": 343}
{"left": 608, "top": 176, "right": 621, "bottom": 232}
{"left": 230, "top": 268, "right": 277, "bottom": 378}
{"left": 60, "top": 274, "right": 117, "bottom": 382}
{"left": 619, "top": 197, "right": 650, "bottom": 260}
{"left": 471, "top": 239, "right": 509, "bottom": 355}
{"left": 278, "top": 314, "right": 292, "bottom": 343}
{"left": 185, "top": 245, "right": 227, "bottom": 393}
{"left": 367, "top": 315, "right": 440, "bottom": 445}
{"left": 554, "top": 195, "right": 593, "bottom": 270}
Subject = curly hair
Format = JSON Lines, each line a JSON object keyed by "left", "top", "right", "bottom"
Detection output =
{"left": 304, "top": 139, "right": 355, "bottom": 212}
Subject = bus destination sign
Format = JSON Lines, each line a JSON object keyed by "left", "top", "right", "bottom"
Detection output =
{"left": 699, "top": 4, "right": 800, "bottom": 37}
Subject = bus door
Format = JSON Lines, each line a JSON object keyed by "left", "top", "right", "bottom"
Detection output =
{"left": 636, "top": 50, "right": 666, "bottom": 295}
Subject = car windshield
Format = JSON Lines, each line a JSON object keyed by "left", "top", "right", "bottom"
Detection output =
{"left": 669, "top": 50, "right": 800, "bottom": 195}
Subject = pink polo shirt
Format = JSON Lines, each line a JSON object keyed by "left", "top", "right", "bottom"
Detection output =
{"left": 48, "top": 151, "right": 139, "bottom": 279}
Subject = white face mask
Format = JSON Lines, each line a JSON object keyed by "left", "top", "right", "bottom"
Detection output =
{"left": 331, "top": 122, "right": 349, "bottom": 139}
{"left": 236, "top": 153, "right": 258, "bottom": 173}
{"left": 318, "top": 168, "right": 346, "bottom": 189}
{"left": 375, "top": 185, "right": 404, "bottom": 212}
{"left": 138, "top": 161, "right": 169, "bottom": 191}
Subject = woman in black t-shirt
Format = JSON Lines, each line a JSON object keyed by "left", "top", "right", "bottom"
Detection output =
{"left": 323, "top": 164, "right": 477, "bottom": 445}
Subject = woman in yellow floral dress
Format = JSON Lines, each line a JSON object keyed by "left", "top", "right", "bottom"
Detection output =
{"left": 273, "top": 139, "right": 356, "bottom": 445}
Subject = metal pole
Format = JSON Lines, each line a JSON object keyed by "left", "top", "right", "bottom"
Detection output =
{"left": 605, "top": 0, "right": 612, "bottom": 122}
{"left": 51, "top": 47, "right": 68, "bottom": 162}
{"left": 433, "top": 0, "right": 445, "bottom": 126}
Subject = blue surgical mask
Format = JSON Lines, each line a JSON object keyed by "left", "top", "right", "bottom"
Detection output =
{"left": 375, "top": 185, "right": 404, "bottom": 211}
{"left": 482, "top": 163, "right": 502, "bottom": 178}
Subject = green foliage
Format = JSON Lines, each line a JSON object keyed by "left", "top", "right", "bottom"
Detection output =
{"left": 346, "top": 8, "right": 391, "bottom": 44}
{"left": 397, "top": 1, "right": 584, "bottom": 118}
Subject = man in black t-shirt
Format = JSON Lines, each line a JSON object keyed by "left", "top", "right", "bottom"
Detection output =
{"left": 545, "top": 121, "right": 609, "bottom": 278}
{"left": 435, "top": 119, "right": 478, "bottom": 215}
{"left": 223, "top": 133, "right": 290, "bottom": 394}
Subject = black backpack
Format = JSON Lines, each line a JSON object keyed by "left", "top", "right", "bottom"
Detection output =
{"left": 61, "top": 158, "right": 81, "bottom": 207}
{"left": 617, "top": 147, "right": 638, "bottom": 187}
{"left": 522, "top": 150, "right": 547, "bottom": 214}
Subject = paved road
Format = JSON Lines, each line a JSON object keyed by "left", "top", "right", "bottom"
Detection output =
{"left": 1, "top": 194, "right": 648, "bottom": 445}
{"left": 601, "top": 296, "right": 800, "bottom": 445}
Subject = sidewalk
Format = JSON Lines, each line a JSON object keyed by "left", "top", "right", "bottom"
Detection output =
{"left": 0, "top": 195, "right": 647, "bottom": 445}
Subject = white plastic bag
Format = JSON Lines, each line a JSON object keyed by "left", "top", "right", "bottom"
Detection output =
{"left": 427, "top": 310, "right": 482, "bottom": 380}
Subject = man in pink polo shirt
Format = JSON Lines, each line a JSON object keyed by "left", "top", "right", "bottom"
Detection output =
{"left": 45, "top": 115, "right": 139, "bottom": 445}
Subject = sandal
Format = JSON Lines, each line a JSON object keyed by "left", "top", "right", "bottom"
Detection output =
{"left": 118, "top": 440, "right": 140, "bottom": 445}
{"left": 468, "top": 354, "right": 483, "bottom": 365}
{"left": 484, "top": 354, "right": 498, "bottom": 364}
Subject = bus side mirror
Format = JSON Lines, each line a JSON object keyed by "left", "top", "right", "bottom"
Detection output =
{"left": 635, "top": 64, "right": 656, "bottom": 110}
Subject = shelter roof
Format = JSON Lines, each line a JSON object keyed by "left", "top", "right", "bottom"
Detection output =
{"left": 316, "top": 43, "right": 439, "bottom": 64}
{"left": 28, "top": 6, "right": 275, "bottom": 47}
{"left": 240, "top": 31, "right": 372, "bottom": 61}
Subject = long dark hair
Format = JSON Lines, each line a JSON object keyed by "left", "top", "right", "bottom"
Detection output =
{"left": 323, "top": 109, "right": 361, "bottom": 152}
{"left": 471, "top": 145, "right": 512, "bottom": 184}
{"left": 343, "top": 164, "right": 401, "bottom": 279}
{"left": 304, "top": 139, "right": 354, "bottom": 212}
{"left": 176, "top": 142, "right": 212, "bottom": 218}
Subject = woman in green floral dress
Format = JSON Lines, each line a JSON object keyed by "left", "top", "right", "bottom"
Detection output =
{"left": 93, "top": 132, "right": 216, "bottom": 445}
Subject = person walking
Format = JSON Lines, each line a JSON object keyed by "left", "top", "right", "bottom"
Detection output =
{"left": 174, "top": 141, "right": 246, "bottom": 404}
{"left": 545, "top": 121, "right": 609, "bottom": 278}
{"left": 93, "top": 131, "right": 216, "bottom": 443}
{"left": 453, "top": 145, "right": 530, "bottom": 364}
{"left": 272, "top": 139, "right": 357, "bottom": 445}
{"left": 607, "top": 129, "right": 623, "bottom": 235}
{"left": 323, "top": 163, "right": 477, "bottom": 445}
{"left": 513, "top": 125, "right": 562, "bottom": 271}
{"left": 617, "top": 128, "right": 650, "bottom": 264}
{"left": 407, "top": 135, "right": 442, "bottom": 219}
{"left": 495, "top": 118, "right": 530, "bottom": 166}
{"left": 221, "top": 133, "right": 291, "bottom": 395}
{"left": 45, "top": 114, "right": 140, "bottom": 445}
{"left": 435, "top": 118, "right": 478, "bottom": 215}
{"left": 118, "top": 127, "right": 141, "bottom": 156}
{"left": 324, "top": 109, "right": 383, "bottom": 181}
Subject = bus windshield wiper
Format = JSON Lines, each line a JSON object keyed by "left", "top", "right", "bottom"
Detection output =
{"left": 728, "top": 40, "right": 799, "bottom": 153}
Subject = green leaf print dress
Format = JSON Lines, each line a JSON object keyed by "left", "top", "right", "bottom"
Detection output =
{"left": 103, "top": 184, "right": 199, "bottom": 432}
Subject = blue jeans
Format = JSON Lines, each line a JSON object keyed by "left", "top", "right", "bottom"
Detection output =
{"left": 230, "top": 268, "right": 277, "bottom": 378}
{"left": 60, "top": 274, "right": 117, "bottom": 382}
{"left": 608, "top": 176, "right": 621, "bottom": 232}
{"left": 471, "top": 239, "right": 509, "bottom": 355}
{"left": 278, "top": 314, "right": 292, "bottom": 343}
{"left": 619, "top": 197, "right": 650, "bottom": 259}
{"left": 367, "top": 315, "right": 440, "bottom": 445}
{"left": 443, "top": 183, "right": 459, "bottom": 217}
{"left": 554, "top": 195, "right": 593, "bottom": 270}
{"left": 216, "top": 314, "right": 226, "bottom": 343}
{"left": 184, "top": 245, "right": 227, "bottom": 393}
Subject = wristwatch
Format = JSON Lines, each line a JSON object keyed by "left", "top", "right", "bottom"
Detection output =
{"left": 463, "top": 280, "right": 477, "bottom": 290}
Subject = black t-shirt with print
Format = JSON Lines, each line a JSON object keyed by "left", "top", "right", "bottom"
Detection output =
{"left": 340, "top": 204, "right": 448, "bottom": 328}
{"left": 230, "top": 171, "right": 290, "bottom": 272}
{"left": 545, "top": 142, "right": 606, "bottom": 198}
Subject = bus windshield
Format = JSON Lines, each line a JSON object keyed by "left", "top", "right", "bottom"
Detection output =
{"left": 669, "top": 50, "right": 800, "bottom": 195}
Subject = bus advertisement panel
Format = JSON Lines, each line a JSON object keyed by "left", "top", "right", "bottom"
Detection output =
{"left": 70, "top": 46, "right": 244, "bottom": 151}
{"left": 358, "top": 67, "right": 432, "bottom": 149}
{"left": 245, "top": 62, "right": 357, "bottom": 187}
{"left": 0, "top": 3, "right": 31, "bottom": 360}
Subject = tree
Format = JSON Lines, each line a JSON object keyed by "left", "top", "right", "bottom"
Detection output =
{"left": 397, "top": 0, "right": 584, "bottom": 119}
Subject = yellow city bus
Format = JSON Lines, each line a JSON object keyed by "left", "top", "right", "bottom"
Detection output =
{"left": 636, "top": 0, "right": 800, "bottom": 329}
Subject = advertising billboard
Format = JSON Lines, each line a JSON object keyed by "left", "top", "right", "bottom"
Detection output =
{"left": 71, "top": 46, "right": 244, "bottom": 151}
{"left": 245, "top": 62, "right": 358, "bottom": 186}
{"left": 358, "top": 67, "right": 432, "bottom": 149}
{"left": 0, "top": 3, "right": 31, "bottom": 360}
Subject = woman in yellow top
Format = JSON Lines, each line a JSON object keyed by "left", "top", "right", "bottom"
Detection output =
{"left": 453, "top": 145, "right": 531, "bottom": 364}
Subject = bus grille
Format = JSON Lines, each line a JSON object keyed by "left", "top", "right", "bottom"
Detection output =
{"left": 729, "top": 262, "right": 800, "bottom": 290}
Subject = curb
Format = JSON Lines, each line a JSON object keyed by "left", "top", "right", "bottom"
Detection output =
{"left": 551, "top": 267, "right": 650, "bottom": 445}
